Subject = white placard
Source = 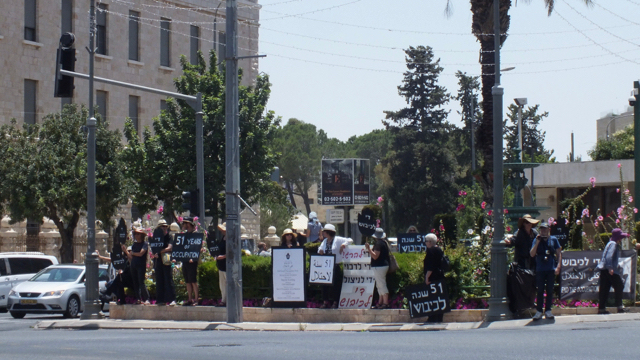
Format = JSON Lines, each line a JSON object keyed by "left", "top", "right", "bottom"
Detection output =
{"left": 272, "top": 248, "right": 305, "bottom": 302}
{"left": 339, "top": 245, "right": 374, "bottom": 309}
{"left": 309, "top": 255, "right": 335, "bottom": 285}
{"left": 326, "top": 209, "right": 345, "bottom": 224}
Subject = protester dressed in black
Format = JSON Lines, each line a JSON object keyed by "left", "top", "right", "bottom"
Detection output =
{"left": 366, "top": 228, "right": 390, "bottom": 309}
{"left": 505, "top": 214, "right": 540, "bottom": 270}
{"left": 216, "top": 222, "right": 228, "bottom": 306}
{"left": 181, "top": 217, "right": 199, "bottom": 306}
{"left": 150, "top": 220, "right": 176, "bottom": 306}
{"left": 124, "top": 227, "right": 150, "bottom": 305}
{"left": 423, "top": 233, "right": 445, "bottom": 322}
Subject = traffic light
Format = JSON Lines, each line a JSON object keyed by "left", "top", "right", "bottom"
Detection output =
{"left": 54, "top": 32, "right": 76, "bottom": 98}
{"left": 181, "top": 189, "right": 199, "bottom": 217}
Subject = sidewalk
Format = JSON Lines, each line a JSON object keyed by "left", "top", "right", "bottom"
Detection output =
{"left": 34, "top": 312, "right": 640, "bottom": 332}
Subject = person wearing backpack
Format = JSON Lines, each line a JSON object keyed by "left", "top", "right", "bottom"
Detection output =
{"left": 423, "top": 233, "right": 446, "bottom": 323}
{"left": 365, "top": 228, "right": 391, "bottom": 309}
{"left": 529, "top": 222, "right": 562, "bottom": 320}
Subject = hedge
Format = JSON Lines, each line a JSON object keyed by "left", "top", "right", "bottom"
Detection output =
{"left": 190, "top": 251, "right": 474, "bottom": 306}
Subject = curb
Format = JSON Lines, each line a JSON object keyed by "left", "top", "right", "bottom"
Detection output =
{"left": 33, "top": 313, "right": 640, "bottom": 332}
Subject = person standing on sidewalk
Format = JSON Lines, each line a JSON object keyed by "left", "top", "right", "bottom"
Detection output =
{"left": 318, "top": 224, "right": 348, "bottom": 309}
{"left": 505, "top": 214, "right": 540, "bottom": 270}
{"left": 597, "top": 228, "right": 629, "bottom": 314}
{"left": 366, "top": 228, "right": 390, "bottom": 309}
{"left": 216, "top": 222, "right": 228, "bottom": 307}
{"left": 124, "top": 226, "right": 150, "bottom": 305}
{"left": 280, "top": 228, "right": 299, "bottom": 248}
{"left": 181, "top": 217, "right": 199, "bottom": 306}
{"left": 306, "top": 212, "right": 323, "bottom": 243}
{"left": 423, "top": 233, "right": 445, "bottom": 323}
{"left": 150, "top": 220, "right": 176, "bottom": 306}
{"left": 529, "top": 222, "right": 561, "bottom": 320}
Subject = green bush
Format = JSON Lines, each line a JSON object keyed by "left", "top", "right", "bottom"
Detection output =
{"left": 599, "top": 232, "right": 612, "bottom": 244}
{"left": 432, "top": 213, "right": 457, "bottom": 246}
{"left": 386, "top": 252, "right": 424, "bottom": 296}
{"left": 198, "top": 256, "right": 272, "bottom": 300}
{"left": 304, "top": 242, "right": 321, "bottom": 255}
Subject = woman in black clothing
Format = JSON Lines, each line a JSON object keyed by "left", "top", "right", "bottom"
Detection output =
{"left": 280, "top": 228, "right": 299, "bottom": 248}
{"left": 423, "top": 233, "right": 445, "bottom": 322}
{"left": 504, "top": 214, "right": 540, "bottom": 270}
{"left": 149, "top": 220, "right": 176, "bottom": 306}
{"left": 124, "top": 227, "right": 150, "bottom": 305}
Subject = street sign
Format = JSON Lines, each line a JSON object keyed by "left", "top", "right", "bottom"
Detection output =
{"left": 326, "top": 209, "right": 345, "bottom": 224}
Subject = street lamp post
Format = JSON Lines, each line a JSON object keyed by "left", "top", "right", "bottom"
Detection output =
{"left": 486, "top": 0, "right": 512, "bottom": 322}
{"left": 514, "top": 98, "right": 528, "bottom": 163}
{"left": 633, "top": 83, "right": 640, "bottom": 221}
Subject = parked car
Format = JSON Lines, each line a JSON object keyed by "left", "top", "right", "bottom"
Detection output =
{"left": 387, "top": 237, "right": 398, "bottom": 252}
{"left": 7, "top": 264, "right": 109, "bottom": 318}
{"left": 0, "top": 252, "right": 59, "bottom": 313}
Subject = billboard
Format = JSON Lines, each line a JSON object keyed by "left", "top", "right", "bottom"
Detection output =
{"left": 321, "top": 159, "right": 370, "bottom": 206}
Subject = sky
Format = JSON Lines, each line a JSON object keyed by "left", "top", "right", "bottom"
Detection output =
{"left": 256, "top": 0, "right": 639, "bottom": 162}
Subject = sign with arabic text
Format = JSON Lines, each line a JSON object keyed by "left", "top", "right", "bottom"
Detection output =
{"left": 309, "top": 254, "right": 335, "bottom": 285}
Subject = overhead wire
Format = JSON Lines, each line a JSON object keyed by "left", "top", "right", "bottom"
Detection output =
{"left": 592, "top": 1, "right": 640, "bottom": 27}
{"left": 261, "top": 0, "right": 362, "bottom": 21}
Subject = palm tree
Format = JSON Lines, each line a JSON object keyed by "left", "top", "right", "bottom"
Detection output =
{"left": 445, "top": 0, "right": 592, "bottom": 203}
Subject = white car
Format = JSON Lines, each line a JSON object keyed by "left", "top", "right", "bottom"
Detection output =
{"left": 7, "top": 264, "right": 109, "bottom": 318}
{"left": 0, "top": 252, "right": 59, "bottom": 312}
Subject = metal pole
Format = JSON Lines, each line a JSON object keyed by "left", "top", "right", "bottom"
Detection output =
{"left": 81, "top": 0, "right": 102, "bottom": 320}
{"left": 225, "top": 0, "right": 242, "bottom": 323}
{"left": 470, "top": 97, "right": 476, "bottom": 183}
{"left": 486, "top": 0, "right": 511, "bottom": 322}
{"left": 195, "top": 93, "right": 206, "bottom": 230}
{"left": 517, "top": 105, "right": 523, "bottom": 163}
{"left": 634, "top": 81, "right": 640, "bottom": 222}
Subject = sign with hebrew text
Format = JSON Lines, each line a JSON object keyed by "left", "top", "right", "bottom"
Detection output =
{"left": 407, "top": 281, "right": 450, "bottom": 318}
{"left": 339, "top": 245, "right": 374, "bottom": 309}
{"left": 398, "top": 233, "right": 428, "bottom": 253}
{"left": 560, "top": 250, "right": 637, "bottom": 301}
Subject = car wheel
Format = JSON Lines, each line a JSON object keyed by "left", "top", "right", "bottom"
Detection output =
{"left": 64, "top": 295, "right": 80, "bottom": 318}
{"left": 0, "top": 307, "right": 8, "bottom": 313}
{"left": 10, "top": 311, "right": 26, "bottom": 319}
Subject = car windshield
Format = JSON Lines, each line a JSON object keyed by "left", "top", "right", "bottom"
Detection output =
{"left": 30, "top": 268, "right": 82, "bottom": 282}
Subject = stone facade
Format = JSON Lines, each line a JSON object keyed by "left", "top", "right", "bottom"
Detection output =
{"left": 0, "top": 0, "right": 260, "bottom": 132}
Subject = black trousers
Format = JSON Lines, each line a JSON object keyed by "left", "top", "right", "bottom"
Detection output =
{"left": 535, "top": 270, "right": 555, "bottom": 312}
{"left": 154, "top": 258, "right": 175, "bottom": 304}
{"left": 131, "top": 265, "right": 149, "bottom": 302}
{"left": 598, "top": 270, "right": 623, "bottom": 309}
{"left": 101, "top": 275, "right": 125, "bottom": 309}
{"left": 322, "top": 265, "right": 343, "bottom": 303}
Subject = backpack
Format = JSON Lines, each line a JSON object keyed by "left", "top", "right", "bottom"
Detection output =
{"left": 441, "top": 254, "right": 451, "bottom": 273}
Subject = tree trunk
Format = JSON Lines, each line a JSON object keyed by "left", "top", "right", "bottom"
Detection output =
{"left": 50, "top": 209, "right": 80, "bottom": 264}
{"left": 285, "top": 181, "right": 297, "bottom": 209}
{"left": 299, "top": 191, "right": 312, "bottom": 216}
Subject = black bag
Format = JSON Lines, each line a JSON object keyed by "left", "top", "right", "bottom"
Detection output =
{"left": 507, "top": 262, "right": 537, "bottom": 314}
{"left": 441, "top": 254, "right": 451, "bottom": 273}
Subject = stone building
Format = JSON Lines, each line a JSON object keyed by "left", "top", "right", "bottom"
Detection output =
{"left": 0, "top": 0, "right": 260, "bottom": 131}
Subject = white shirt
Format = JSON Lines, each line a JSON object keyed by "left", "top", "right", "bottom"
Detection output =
{"left": 319, "top": 236, "right": 350, "bottom": 263}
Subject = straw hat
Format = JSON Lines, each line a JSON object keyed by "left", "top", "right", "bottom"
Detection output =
{"left": 132, "top": 226, "right": 147, "bottom": 236}
{"left": 157, "top": 219, "right": 169, "bottom": 227}
{"left": 218, "top": 222, "right": 226, "bottom": 231}
{"left": 281, "top": 228, "right": 297, "bottom": 241}
{"left": 182, "top": 217, "right": 195, "bottom": 225}
{"left": 517, "top": 214, "right": 540, "bottom": 228}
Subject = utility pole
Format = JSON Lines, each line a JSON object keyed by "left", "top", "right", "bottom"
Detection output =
{"left": 470, "top": 97, "right": 476, "bottom": 183}
{"left": 225, "top": 0, "right": 242, "bottom": 323}
{"left": 81, "top": 0, "right": 102, "bottom": 320}
{"left": 195, "top": 93, "right": 205, "bottom": 229}
{"left": 486, "top": 0, "right": 511, "bottom": 322}
{"left": 633, "top": 81, "right": 640, "bottom": 221}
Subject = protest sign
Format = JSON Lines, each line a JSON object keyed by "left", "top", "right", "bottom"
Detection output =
{"left": 110, "top": 249, "right": 127, "bottom": 271}
{"left": 271, "top": 247, "right": 306, "bottom": 307}
{"left": 560, "top": 250, "right": 637, "bottom": 301}
{"left": 398, "top": 233, "right": 427, "bottom": 253}
{"left": 407, "top": 281, "right": 450, "bottom": 318}
{"left": 114, "top": 218, "right": 127, "bottom": 246}
{"left": 357, "top": 208, "right": 376, "bottom": 237}
{"left": 148, "top": 228, "right": 166, "bottom": 255}
{"left": 172, "top": 232, "right": 204, "bottom": 262}
{"left": 339, "top": 245, "right": 374, "bottom": 309}
{"left": 309, "top": 254, "right": 335, "bottom": 285}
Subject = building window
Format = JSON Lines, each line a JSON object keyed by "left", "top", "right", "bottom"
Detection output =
{"left": 96, "top": 3, "right": 108, "bottom": 55}
{"left": 24, "top": 0, "right": 37, "bottom": 41}
{"left": 24, "top": 80, "right": 37, "bottom": 125}
{"left": 129, "top": 95, "right": 139, "bottom": 132}
{"left": 96, "top": 90, "right": 107, "bottom": 121}
{"left": 190, "top": 25, "right": 199, "bottom": 65}
{"left": 160, "top": 18, "right": 171, "bottom": 67}
{"left": 129, "top": 11, "right": 139, "bottom": 61}
{"left": 61, "top": 0, "right": 73, "bottom": 34}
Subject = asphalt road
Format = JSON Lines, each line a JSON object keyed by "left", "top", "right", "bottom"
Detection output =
{"left": 1, "top": 312, "right": 640, "bottom": 360}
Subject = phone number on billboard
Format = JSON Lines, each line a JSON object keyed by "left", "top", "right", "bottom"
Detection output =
{"left": 324, "top": 196, "right": 351, "bottom": 203}
{"left": 354, "top": 195, "right": 368, "bottom": 201}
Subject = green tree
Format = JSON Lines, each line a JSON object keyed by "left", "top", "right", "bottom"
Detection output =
{"left": 0, "top": 105, "right": 130, "bottom": 263}
{"left": 503, "top": 104, "right": 555, "bottom": 163}
{"left": 588, "top": 125, "right": 634, "bottom": 160}
{"left": 383, "top": 46, "right": 458, "bottom": 233}
{"left": 274, "top": 118, "right": 322, "bottom": 215}
{"left": 444, "top": 0, "right": 593, "bottom": 202}
{"left": 258, "top": 181, "right": 295, "bottom": 239}
{"left": 121, "top": 51, "right": 279, "bottom": 223}
{"left": 453, "top": 71, "right": 482, "bottom": 184}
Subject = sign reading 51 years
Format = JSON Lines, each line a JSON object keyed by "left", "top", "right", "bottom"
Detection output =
{"left": 172, "top": 233, "right": 204, "bottom": 262}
